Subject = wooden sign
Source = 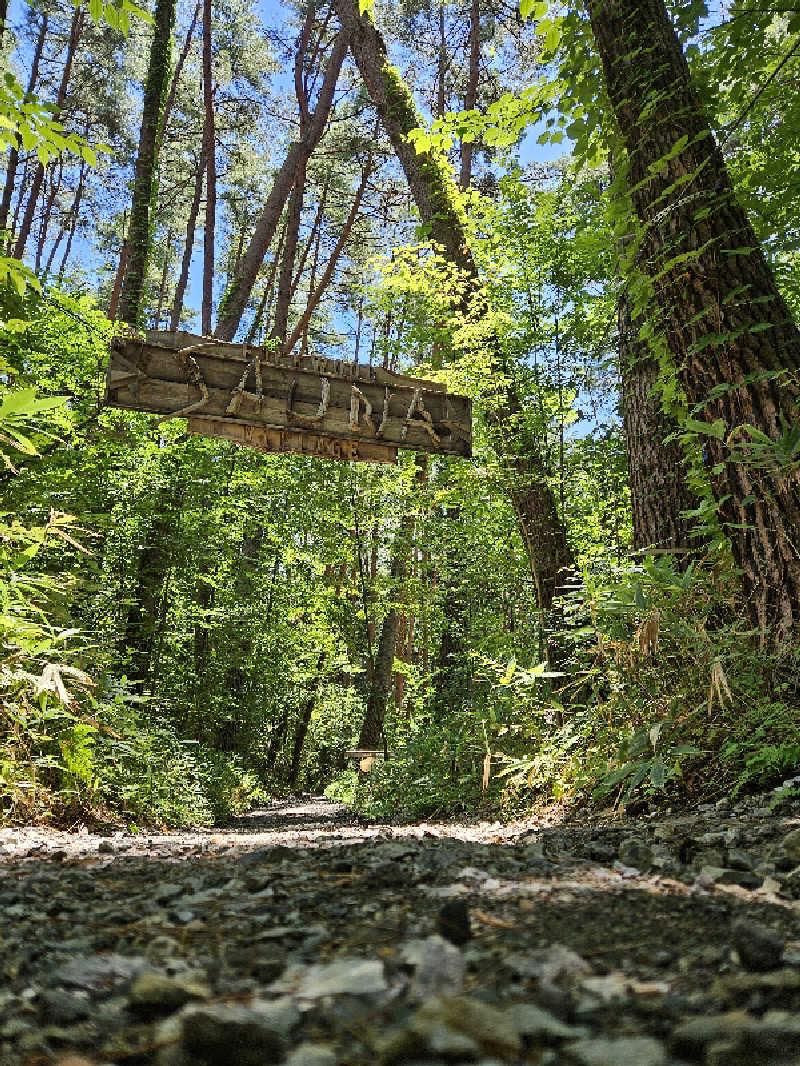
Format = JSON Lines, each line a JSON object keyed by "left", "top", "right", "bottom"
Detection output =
{"left": 105, "top": 330, "right": 472, "bottom": 463}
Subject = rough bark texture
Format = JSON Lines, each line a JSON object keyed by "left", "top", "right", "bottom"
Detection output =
{"left": 214, "top": 28, "right": 350, "bottom": 342}
{"left": 118, "top": 0, "right": 177, "bottom": 326}
{"left": 336, "top": 0, "right": 573, "bottom": 607}
{"left": 588, "top": 0, "right": 800, "bottom": 636}
{"left": 619, "top": 287, "right": 696, "bottom": 552}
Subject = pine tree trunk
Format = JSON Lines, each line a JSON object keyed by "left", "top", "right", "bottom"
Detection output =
{"left": 118, "top": 0, "right": 177, "bottom": 326}
{"left": 271, "top": 163, "right": 305, "bottom": 345}
{"left": 170, "top": 150, "right": 205, "bottom": 330}
{"left": 124, "top": 491, "right": 178, "bottom": 691}
{"left": 158, "top": 0, "right": 200, "bottom": 150}
{"left": 289, "top": 650, "right": 327, "bottom": 785}
{"left": 34, "top": 158, "right": 62, "bottom": 274}
{"left": 619, "top": 286, "right": 696, "bottom": 552}
{"left": 336, "top": 0, "right": 574, "bottom": 607}
{"left": 587, "top": 0, "right": 800, "bottom": 637}
{"left": 459, "top": 0, "right": 480, "bottom": 188}
{"left": 284, "top": 161, "right": 371, "bottom": 354}
{"left": 214, "top": 27, "right": 350, "bottom": 341}
{"left": 244, "top": 217, "right": 286, "bottom": 344}
{"left": 0, "top": 12, "right": 48, "bottom": 236}
{"left": 56, "top": 163, "right": 85, "bottom": 280}
{"left": 201, "top": 0, "right": 216, "bottom": 335}
{"left": 13, "top": 5, "right": 84, "bottom": 261}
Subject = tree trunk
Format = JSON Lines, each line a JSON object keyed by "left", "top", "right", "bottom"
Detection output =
{"left": 619, "top": 284, "right": 696, "bottom": 552}
{"left": 118, "top": 0, "right": 177, "bottom": 326}
{"left": 56, "top": 162, "right": 85, "bottom": 279}
{"left": 214, "top": 26, "right": 350, "bottom": 341}
{"left": 284, "top": 160, "right": 371, "bottom": 354}
{"left": 336, "top": 0, "right": 574, "bottom": 607}
{"left": 357, "top": 529, "right": 411, "bottom": 751}
{"left": 158, "top": 0, "right": 200, "bottom": 150}
{"left": 0, "top": 12, "right": 48, "bottom": 236}
{"left": 170, "top": 150, "right": 205, "bottom": 330}
{"left": 271, "top": 162, "right": 306, "bottom": 345}
{"left": 34, "top": 158, "right": 62, "bottom": 274}
{"left": 459, "top": 0, "right": 480, "bottom": 188}
{"left": 13, "top": 5, "right": 84, "bottom": 261}
{"left": 155, "top": 228, "right": 173, "bottom": 327}
{"left": 201, "top": 0, "right": 216, "bottom": 335}
{"left": 123, "top": 490, "right": 178, "bottom": 691}
{"left": 587, "top": 0, "right": 800, "bottom": 637}
{"left": 245, "top": 216, "right": 286, "bottom": 344}
{"left": 288, "top": 650, "right": 327, "bottom": 785}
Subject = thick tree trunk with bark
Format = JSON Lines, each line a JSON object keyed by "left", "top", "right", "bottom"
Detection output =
{"left": 619, "top": 286, "right": 696, "bottom": 552}
{"left": 214, "top": 27, "right": 350, "bottom": 341}
{"left": 336, "top": 0, "right": 573, "bottom": 607}
{"left": 587, "top": 0, "right": 800, "bottom": 637}
{"left": 118, "top": 0, "right": 177, "bottom": 326}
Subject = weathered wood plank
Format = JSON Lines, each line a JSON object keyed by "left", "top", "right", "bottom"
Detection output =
{"left": 187, "top": 417, "right": 398, "bottom": 464}
{"left": 105, "top": 330, "right": 472, "bottom": 460}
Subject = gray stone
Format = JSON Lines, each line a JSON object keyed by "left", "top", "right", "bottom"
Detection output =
{"left": 284, "top": 1042, "right": 338, "bottom": 1066}
{"left": 273, "top": 957, "right": 387, "bottom": 1000}
{"left": 179, "top": 1000, "right": 295, "bottom": 1065}
{"left": 412, "top": 996, "right": 522, "bottom": 1059}
{"left": 717, "top": 869, "right": 763, "bottom": 889}
{"left": 129, "top": 971, "right": 210, "bottom": 1014}
{"left": 727, "top": 849, "right": 755, "bottom": 871}
{"left": 732, "top": 919, "right": 784, "bottom": 971}
{"left": 53, "top": 953, "right": 149, "bottom": 995}
{"left": 670, "top": 1011, "right": 756, "bottom": 1056}
{"left": 402, "top": 936, "right": 466, "bottom": 1001}
{"left": 565, "top": 1035, "right": 667, "bottom": 1066}
{"left": 784, "top": 831, "right": 800, "bottom": 865}
{"left": 39, "top": 988, "right": 91, "bottom": 1024}
{"left": 504, "top": 1001, "right": 586, "bottom": 1043}
{"left": 506, "top": 944, "right": 592, "bottom": 985}
{"left": 618, "top": 838, "right": 653, "bottom": 869}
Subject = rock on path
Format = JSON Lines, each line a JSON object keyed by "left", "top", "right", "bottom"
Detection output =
{"left": 1, "top": 787, "right": 800, "bottom": 1065}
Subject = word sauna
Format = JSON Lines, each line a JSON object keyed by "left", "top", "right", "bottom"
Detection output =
{"left": 105, "top": 331, "right": 472, "bottom": 464}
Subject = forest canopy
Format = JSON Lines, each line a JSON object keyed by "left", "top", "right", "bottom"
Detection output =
{"left": 0, "top": 0, "right": 798, "bottom": 826}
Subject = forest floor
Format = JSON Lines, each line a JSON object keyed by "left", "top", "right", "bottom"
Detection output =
{"left": 2, "top": 787, "right": 800, "bottom": 1066}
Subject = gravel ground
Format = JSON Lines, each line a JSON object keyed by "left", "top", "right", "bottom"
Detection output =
{"left": 2, "top": 782, "right": 800, "bottom": 1066}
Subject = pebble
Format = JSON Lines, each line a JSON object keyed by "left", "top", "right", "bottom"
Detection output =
{"left": 565, "top": 1035, "right": 667, "bottom": 1066}
{"left": 2, "top": 791, "right": 800, "bottom": 1066}
{"left": 731, "top": 918, "right": 784, "bottom": 972}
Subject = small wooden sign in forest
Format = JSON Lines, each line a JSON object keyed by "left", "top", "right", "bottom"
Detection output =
{"left": 105, "top": 331, "right": 472, "bottom": 464}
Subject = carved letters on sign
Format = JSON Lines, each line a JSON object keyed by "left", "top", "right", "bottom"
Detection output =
{"left": 105, "top": 331, "right": 472, "bottom": 462}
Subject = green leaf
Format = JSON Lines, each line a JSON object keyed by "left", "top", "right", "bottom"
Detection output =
{"left": 650, "top": 757, "right": 665, "bottom": 790}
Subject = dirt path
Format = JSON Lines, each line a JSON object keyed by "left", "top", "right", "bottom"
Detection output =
{"left": 1, "top": 786, "right": 799, "bottom": 1066}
